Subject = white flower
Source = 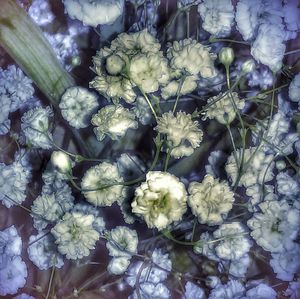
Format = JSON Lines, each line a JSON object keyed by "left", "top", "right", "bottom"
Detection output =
{"left": 244, "top": 283, "right": 276, "bottom": 299}
{"left": 235, "top": 0, "right": 263, "bottom": 41}
{"left": 31, "top": 193, "right": 73, "bottom": 223}
{"left": 72, "top": 203, "right": 106, "bottom": 233}
{"left": 188, "top": 175, "right": 234, "bottom": 225}
{"left": 92, "top": 105, "right": 138, "bottom": 141}
{"left": 129, "top": 282, "right": 170, "bottom": 299}
{"left": 14, "top": 294, "right": 35, "bottom": 299}
{"left": 28, "top": 0, "right": 55, "bottom": 26}
{"left": 59, "top": 87, "right": 99, "bottom": 129}
{"left": 0, "top": 226, "right": 22, "bottom": 257}
{"left": 28, "top": 232, "right": 64, "bottom": 270}
{"left": 283, "top": 0, "right": 300, "bottom": 36}
{"left": 0, "top": 255, "right": 27, "bottom": 296}
{"left": 289, "top": 73, "right": 300, "bottom": 102}
{"left": 126, "top": 249, "right": 172, "bottom": 286}
{"left": 51, "top": 151, "right": 72, "bottom": 174}
{"left": 0, "top": 162, "right": 31, "bottom": 208}
{"left": 247, "top": 67, "right": 273, "bottom": 90}
{"left": 247, "top": 199, "right": 300, "bottom": 252}
{"left": 132, "top": 96, "right": 152, "bottom": 125}
{"left": 51, "top": 212, "right": 100, "bottom": 259}
{"left": 132, "top": 171, "right": 187, "bottom": 230}
{"left": 21, "top": 106, "right": 53, "bottom": 149}
{"left": 161, "top": 76, "right": 198, "bottom": 99}
{"left": 205, "top": 92, "right": 245, "bottom": 125}
{"left": 229, "top": 254, "right": 250, "bottom": 277}
{"left": 198, "top": 0, "right": 234, "bottom": 37}
{"left": 208, "top": 280, "right": 245, "bottom": 299}
{"left": 129, "top": 53, "right": 169, "bottom": 93}
{"left": 106, "top": 226, "right": 138, "bottom": 258}
{"left": 194, "top": 232, "right": 219, "bottom": 261}
{"left": 63, "top": 0, "right": 124, "bottom": 26}
{"left": 167, "top": 39, "right": 216, "bottom": 78}
{"left": 108, "top": 256, "right": 130, "bottom": 275}
{"left": 225, "top": 147, "right": 274, "bottom": 188}
{"left": 0, "top": 65, "right": 34, "bottom": 112}
{"left": 251, "top": 23, "right": 286, "bottom": 72}
{"left": 213, "top": 222, "right": 251, "bottom": 261}
{"left": 270, "top": 243, "right": 300, "bottom": 281}
{"left": 81, "top": 162, "right": 126, "bottom": 206}
{"left": 218, "top": 47, "right": 235, "bottom": 66}
{"left": 285, "top": 279, "right": 300, "bottom": 299}
{"left": 276, "top": 172, "right": 299, "bottom": 197}
{"left": 155, "top": 112, "right": 203, "bottom": 159}
{"left": 183, "top": 282, "right": 205, "bottom": 299}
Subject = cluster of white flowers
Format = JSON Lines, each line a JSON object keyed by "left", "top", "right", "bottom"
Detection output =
{"left": 21, "top": 106, "right": 53, "bottom": 149}
{"left": 208, "top": 279, "right": 245, "bottom": 299}
{"left": 106, "top": 226, "right": 138, "bottom": 274}
{"left": 198, "top": 0, "right": 235, "bottom": 37}
{"left": 0, "top": 226, "right": 27, "bottom": 296}
{"left": 156, "top": 112, "right": 203, "bottom": 158}
{"left": 188, "top": 175, "right": 234, "bottom": 225}
{"left": 59, "top": 87, "right": 99, "bottom": 129}
{"left": 247, "top": 199, "right": 300, "bottom": 253}
{"left": 205, "top": 92, "right": 245, "bottom": 125}
{"left": 81, "top": 162, "right": 126, "bottom": 206}
{"left": 63, "top": 0, "right": 124, "bottom": 27}
{"left": 132, "top": 171, "right": 187, "bottom": 230}
{"left": 51, "top": 212, "right": 100, "bottom": 260}
{"left": 0, "top": 161, "right": 31, "bottom": 208}
{"left": 126, "top": 249, "right": 171, "bottom": 298}
{"left": 289, "top": 73, "right": 300, "bottom": 109}
{"left": 92, "top": 105, "right": 138, "bottom": 141}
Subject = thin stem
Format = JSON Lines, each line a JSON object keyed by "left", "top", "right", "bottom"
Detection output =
{"left": 209, "top": 37, "right": 249, "bottom": 45}
{"left": 45, "top": 265, "right": 56, "bottom": 299}
{"left": 140, "top": 89, "right": 158, "bottom": 120}
{"left": 172, "top": 76, "right": 185, "bottom": 113}
{"left": 164, "top": 148, "right": 172, "bottom": 171}
{"left": 284, "top": 48, "right": 300, "bottom": 56}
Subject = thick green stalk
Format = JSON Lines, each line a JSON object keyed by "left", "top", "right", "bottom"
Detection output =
{"left": 0, "top": 0, "right": 74, "bottom": 103}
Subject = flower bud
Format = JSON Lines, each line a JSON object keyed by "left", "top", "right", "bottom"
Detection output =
{"left": 241, "top": 59, "right": 255, "bottom": 74}
{"left": 51, "top": 151, "right": 72, "bottom": 173}
{"left": 105, "top": 54, "right": 125, "bottom": 75}
{"left": 219, "top": 47, "right": 234, "bottom": 66}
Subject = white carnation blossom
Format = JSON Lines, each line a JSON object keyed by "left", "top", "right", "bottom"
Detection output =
{"left": 247, "top": 67, "right": 273, "bottom": 90}
{"left": 0, "top": 255, "right": 27, "bottom": 296}
{"left": 31, "top": 193, "right": 72, "bottom": 223}
{"left": 0, "top": 94, "right": 11, "bottom": 135}
{"left": 270, "top": 243, "right": 300, "bottom": 281}
{"left": 188, "top": 175, "right": 234, "bottom": 225}
{"left": 81, "top": 162, "right": 126, "bottom": 206}
{"left": 92, "top": 105, "right": 138, "bottom": 141}
{"left": 208, "top": 280, "right": 245, "bottom": 299}
{"left": 63, "top": 0, "right": 124, "bottom": 27}
{"left": 289, "top": 73, "right": 300, "bottom": 102}
{"left": 129, "top": 53, "right": 169, "bottom": 93}
{"left": 0, "top": 162, "right": 31, "bottom": 208}
{"left": 167, "top": 39, "right": 216, "bottom": 78}
{"left": 251, "top": 23, "right": 286, "bottom": 72}
{"left": 59, "top": 87, "right": 99, "bottom": 129}
{"left": 126, "top": 249, "right": 172, "bottom": 286}
{"left": 229, "top": 254, "right": 250, "bottom": 277}
{"left": 132, "top": 96, "right": 152, "bottom": 125}
{"left": 205, "top": 92, "right": 245, "bottom": 125}
{"left": 108, "top": 256, "right": 131, "bottom": 275}
{"left": 183, "top": 282, "right": 205, "bottom": 299}
{"left": 106, "top": 226, "right": 138, "bottom": 258}
{"left": 132, "top": 171, "right": 187, "bottom": 230}
{"left": 283, "top": 0, "right": 300, "bottom": 36}
{"left": 225, "top": 147, "right": 274, "bottom": 188}
{"left": 198, "top": 0, "right": 234, "bottom": 37}
{"left": 161, "top": 76, "right": 198, "bottom": 99}
{"left": 276, "top": 172, "right": 300, "bottom": 197}
{"left": 243, "top": 283, "right": 276, "bottom": 299}
{"left": 0, "top": 65, "right": 34, "bottom": 112}
{"left": 0, "top": 226, "right": 22, "bottom": 257}
{"left": 21, "top": 106, "right": 53, "bottom": 149}
{"left": 51, "top": 212, "right": 100, "bottom": 260}
{"left": 213, "top": 222, "right": 251, "bottom": 261}
{"left": 28, "top": 0, "right": 55, "bottom": 26}
{"left": 155, "top": 112, "right": 203, "bottom": 159}
{"left": 247, "top": 199, "right": 300, "bottom": 253}
{"left": 129, "top": 282, "right": 170, "bottom": 299}
{"left": 27, "top": 232, "right": 64, "bottom": 270}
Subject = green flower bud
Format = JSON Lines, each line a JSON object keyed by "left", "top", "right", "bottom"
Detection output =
{"left": 241, "top": 59, "right": 255, "bottom": 74}
{"left": 219, "top": 47, "right": 234, "bottom": 66}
